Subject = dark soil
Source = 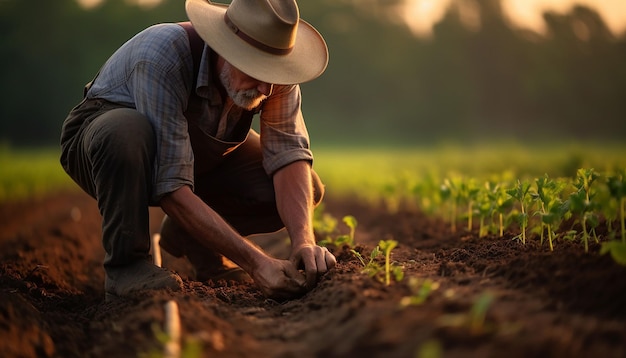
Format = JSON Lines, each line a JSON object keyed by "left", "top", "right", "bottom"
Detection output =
{"left": 1, "top": 191, "right": 625, "bottom": 358}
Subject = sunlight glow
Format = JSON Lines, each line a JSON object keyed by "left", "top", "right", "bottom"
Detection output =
{"left": 501, "top": 0, "right": 626, "bottom": 35}
{"left": 401, "top": 0, "right": 626, "bottom": 37}
{"left": 76, "top": 0, "right": 626, "bottom": 38}
{"left": 77, "top": 0, "right": 162, "bottom": 9}
{"left": 401, "top": 0, "right": 450, "bottom": 37}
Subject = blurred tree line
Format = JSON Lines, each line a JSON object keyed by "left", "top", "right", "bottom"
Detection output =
{"left": 1, "top": 0, "right": 624, "bottom": 147}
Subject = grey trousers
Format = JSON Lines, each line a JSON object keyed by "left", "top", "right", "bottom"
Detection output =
{"left": 60, "top": 98, "right": 324, "bottom": 268}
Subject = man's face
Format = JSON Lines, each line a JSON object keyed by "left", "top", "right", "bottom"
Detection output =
{"left": 219, "top": 61, "right": 273, "bottom": 110}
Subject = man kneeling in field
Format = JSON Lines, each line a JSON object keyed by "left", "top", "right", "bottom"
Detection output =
{"left": 60, "top": 0, "right": 335, "bottom": 301}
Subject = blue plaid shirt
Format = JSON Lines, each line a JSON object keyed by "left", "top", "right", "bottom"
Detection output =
{"left": 86, "top": 23, "right": 313, "bottom": 202}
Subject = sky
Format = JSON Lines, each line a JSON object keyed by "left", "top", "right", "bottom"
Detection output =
{"left": 77, "top": 0, "right": 626, "bottom": 37}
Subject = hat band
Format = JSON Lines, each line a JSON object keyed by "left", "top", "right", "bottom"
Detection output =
{"left": 224, "top": 13, "right": 293, "bottom": 56}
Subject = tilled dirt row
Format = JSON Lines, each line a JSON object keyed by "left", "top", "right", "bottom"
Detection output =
{"left": 1, "top": 191, "right": 625, "bottom": 357}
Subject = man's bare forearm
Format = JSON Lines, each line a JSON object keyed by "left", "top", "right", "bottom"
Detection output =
{"left": 273, "top": 160, "right": 316, "bottom": 249}
{"left": 159, "top": 185, "right": 268, "bottom": 273}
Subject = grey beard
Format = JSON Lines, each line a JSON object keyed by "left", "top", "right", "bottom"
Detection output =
{"left": 219, "top": 66, "right": 267, "bottom": 110}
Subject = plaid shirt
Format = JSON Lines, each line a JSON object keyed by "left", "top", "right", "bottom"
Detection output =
{"left": 85, "top": 24, "right": 313, "bottom": 202}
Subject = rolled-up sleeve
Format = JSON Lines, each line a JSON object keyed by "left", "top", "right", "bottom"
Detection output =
{"left": 130, "top": 48, "right": 195, "bottom": 202}
{"left": 259, "top": 84, "right": 313, "bottom": 175}
{"left": 83, "top": 24, "right": 197, "bottom": 204}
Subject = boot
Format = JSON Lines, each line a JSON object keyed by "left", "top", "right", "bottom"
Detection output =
{"left": 104, "top": 259, "right": 183, "bottom": 302}
{"left": 160, "top": 215, "right": 251, "bottom": 283}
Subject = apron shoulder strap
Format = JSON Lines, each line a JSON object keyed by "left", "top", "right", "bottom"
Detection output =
{"left": 178, "top": 21, "right": 204, "bottom": 86}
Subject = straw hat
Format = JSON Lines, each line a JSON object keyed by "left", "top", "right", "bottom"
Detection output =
{"left": 185, "top": 0, "right": 329, "bottom": 85}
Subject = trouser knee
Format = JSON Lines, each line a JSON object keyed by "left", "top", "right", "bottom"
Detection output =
{"left": 67, "top": 107, "right": 156, "bottom": 267}
{"left": 85, "top": 108, "right": 155, "bottom": 167}
{"left": 62, "top": 107, "right": 156, "bottom": 199}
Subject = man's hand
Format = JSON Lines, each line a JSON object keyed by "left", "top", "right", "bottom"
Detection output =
{"left": 290, "top": 244, "right": 336, "bottom": 290}
{"left": 250, "top": 258, "right": 307, "bottom": 300}
{"left": 272, "top": 161, "right": 337, "bottom": 291}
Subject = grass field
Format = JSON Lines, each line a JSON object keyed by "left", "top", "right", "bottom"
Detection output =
{"left": 2, "top": 142, "right": 626, "bottom": 203}
{"left": 0, "top": 146, "right": 76, "bottom": 202}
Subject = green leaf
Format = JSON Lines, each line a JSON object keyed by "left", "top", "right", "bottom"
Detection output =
{"left": 378, "top": 239, "right": 398, "bottom": 253}
{"left": 334, "top": 234, "right": 350, "bottom": 245}
{"left": 586, "top": 213, "right": 599, "bottom": 228}
{"left": 342, "top": 215, "right": 357, "bottom": 230}
{"left": 350, "top": 249, "right": 366, "bottom": 267}
{"left": 600, "top": 241, "right": 626, "bottom": 266}
{"left": 370, "top": 246, "right": 382, "bottom": 260}
{"left": 391, "top": 264, "right": 405, "bottom": 282}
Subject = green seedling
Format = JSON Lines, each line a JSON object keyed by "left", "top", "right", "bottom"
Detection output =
{"left": 381, "top": 172, "right": 416, "bottom": 213}
{"left": 351, "top": 249, "right": 366, "bottom": 267}
{"left": 141, "top": 323, "right": 202, "bottom": 358}
{"left": 569, "top": 168, "right": 600, "bottom": 252}
{"left": 411, "top": 171, "right": 443, "bottom": 216}
{"left": 313, "top": 206, "right": 338, "bottom": 246}
{"left": 532, "top": 175, "right": 569, "bottom": 251}
{"left": 600, "top": 240, "right": 626, "bottom": 266}
{"left": 400, "top": 277, "right": 440, "bottom": 307}
{"left": 456, "top": 177, "right": 480, "bottom": 232}
{"left": 468, "top": 292, "right": 495, "bottom": 335}
{"left": 351, "top": 245, "right": 382, "bottom": 278}
{"left": 596, "top": 178, "right": 619, "bottom": 236}
{"left": 351, "top": 245, "right": 379, "bottom": 269}
{"left": 601, "top": 170, "right": 626, "bottom": 265}
{"left": 378, "top": 239, "right": 404, "bottom": 285}
{"left": 436, "top": 292, "right": 495, "bottom": 336}
{"left": 506, "top": 179, "right": 532, "bottom": 244}
{"left": 415, "top": 339, "right": 443, "bottom": 358}
{"left": 352, "top": 240, "right": 404, "bottom": 285}
{"left": 317, "top": 213, "right": 358, "bottom": 249}
{"left": 337, "top": 215, "right": 358, "bottom": 247}
{"left": 439, "top": 179, "right": 456, "bottom": 233}
{"left": 441, "top": 176, "right": 480, "bottom": 233}
{"left": 607, "top": 170, "right": 626, "bottom": 243}
{"left": 476, "top": 186, "right": 494, "bottom": 238}
{"left": 476, "top": 180, "right": 512, "bottom": 238}
{"left": 489, "top": 181, "right": 514, "bottom": 237}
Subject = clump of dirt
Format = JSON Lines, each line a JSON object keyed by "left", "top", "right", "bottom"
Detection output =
{"left": 1, "top": 191, "right": 625, "bottom": 357}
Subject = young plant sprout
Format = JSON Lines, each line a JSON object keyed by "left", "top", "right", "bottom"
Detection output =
{"left": 532, "top": 175, "right": 569, "bottom": 251}
{"left": 316, "top": 212, "right": 358, "bottom": 249}
{"left": 607, "top": 169, "right": 626, "bottom": 243}
{"left": 489, "top": 181, "right": 514, "bottom": 237}
{"left": 569, "top": 168, "right": 600, "bottom": 252}
{"left": 506, "top": 180, "right": 532, "bottom": 244}
{"left": 313, "top": 206, "right": 338, "bottom": 246}
{"left": 436, "top": 291, "right": 495, "bottom": 336}
{"left": 400, "top": 277, "right": 440, "bottom": 307}
{"left": 378, "top": 239, "right": 403, "bottom": 286}
{"left": 351, "top": 246, "right": 382, "bottom": 278}
{"left": 468, "top": 292, "right": 495, "bottom": 335}
{"left": 460, "top": 178, "right": 480, "bottom": 232}
{"left": 337, "top": 215, "right": 358, "bottom": 248}
{"left": 476, "top": 180, "right": 512, "bottom": 238}
{"left": 329, "top": 167, "right": 626, "bottom": 266}
{"left": 352, "top": 239, "right": 404, "bottom": 285}
{"left": 441, "top": 176, "right": 479, "bottom": 233}
{"left": 440, "top": 178, "right": 456, "bottom": 233}
{"left": 476, "top": 185, "right": 494, "bottom": 238}
{"left": 601, "top": 170, "right": 626, "bottom": 265}
{"left": 600, "top": 241, "right": 626, "bottom": 265}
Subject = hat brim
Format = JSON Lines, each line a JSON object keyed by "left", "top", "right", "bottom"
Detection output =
{"left": 186, "top": 0, "right": 329, "bottom": 85}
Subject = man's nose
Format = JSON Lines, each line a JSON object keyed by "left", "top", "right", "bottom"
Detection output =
{"left": 257, "top": 82, "right": 273, "bottom": 96}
